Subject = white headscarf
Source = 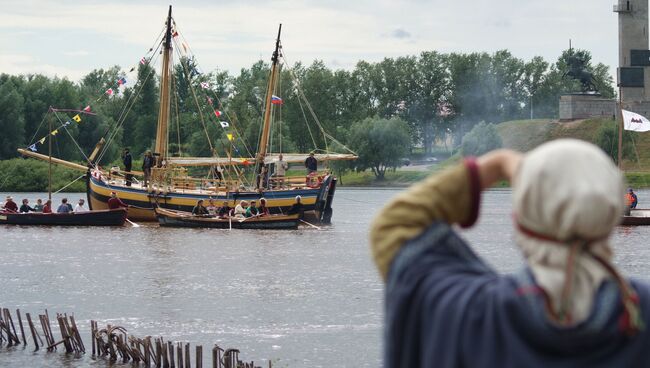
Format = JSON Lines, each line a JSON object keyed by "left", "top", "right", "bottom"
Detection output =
{"left": 513, "top": 139, "right": 625, "bottom": 324}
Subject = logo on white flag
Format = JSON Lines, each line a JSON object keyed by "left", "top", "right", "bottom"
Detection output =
{"left": 623, "top": 109, "right": 650, "bottom": 132}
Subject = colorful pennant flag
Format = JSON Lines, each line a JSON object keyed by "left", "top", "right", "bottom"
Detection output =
{"left": 28, "top": 144, "right": 37, "bottom": 152}
{"left": 242, "top": 160, "right": 250, "bottom": 166}
{"left": 200, "top": 82, "right": 210, "bottom": 89}
{"left": 83, "top": 105, "right": 91, "bottom": 112}
{"left": 206, "top": 97, "right": 213, "bottom": 105}
{"left": 220, "top": 121, "right": 229, "bottom": 128}
{"left": 39, "top": 138, "right": 46, "bottom": 144}
{"left": 214, "top": 110, "right": 222, "bottom": 117}
{"left": 51, "top": 129, "right": 59, "bottom": 136}
{"left": 129, "top": 67, "right": 135, "bottom": 73}
{"left": 63, "top": 121, "right": 71, "bottom": 127}
{"left": 226, "top": 133, "right": 234, "bottom": 141}
{"left": 271, "top": 95, "right": 283, "bottom": 105}
{"left": 140, "top": 57, "right": 147, "bottom": 65}
{"left": 623, "top": 109, "right": 650, "bottom": 132}
{"left": 105, "top": 88, "right": 114, "bottom": 95}
{"left": 172, "top": 31, "right": 179, "bottom": 38}
{"left": 72, "top": 114, "right": 81, "bottom": 123}
{"left": 182, "top": 43, "right": 188, "bottom": 53}
{"left": 117, "top": 77, "right": 127, "bottom": 86}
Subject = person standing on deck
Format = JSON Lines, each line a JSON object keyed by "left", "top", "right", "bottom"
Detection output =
{"left": 305, "top": 152, "right": 318, "bottom": 174}
{"left": 627, "top": 188, "right": 638, "bottom": 209}
{"left": 275, "top": 154, "right": 289, "bottom": 188}
{"left": 371, "top": 139, "right": 650, "bottom": 368}
{"left": 108, "top": 192, "right": 128, "bottom": 209}
{"left": 122, "top": 148, "right": 133, "bottom": 187}
{"left": 142, "top": 150, "right": 154, "bottom": 187}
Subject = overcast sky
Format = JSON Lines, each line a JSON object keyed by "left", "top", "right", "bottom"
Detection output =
{"left": 0, "top": 0, "right": 625, "bottom": 82}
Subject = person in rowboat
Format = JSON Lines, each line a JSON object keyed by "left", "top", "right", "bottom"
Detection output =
{"left": 371, "top": 139, "right": 650, "bottom": 367}
{"left": 108, "top": 192, "right": 128, "bottom": 209}
{"left": 233, "top": 200, "right": 247, "bottom": 218}
{"left": 246, "top": 200, "right": 259, "bottom": 218}
{"left": 57, "top": 198, "right": 73, "bottom": 213}
{"left": 33, "top": 199, "right": 44, "bottom": 212}
{"left": 192, "top": 199, "right": 210, "bottom": 216}
{"left": 42, "top": 199, "right": 52, "bottom": 213}
{"left": 258, "top": 198, "right": 270, "bottom": 216}
{"left": 206, "top": 199, "right": 217, "bottom": 216}
{"left": 74, "top": 199, "right": 87, "bottom": 213}
{"left": 288, "top": 195, "right": 303, "bottom": 218}
{"left": 2, "top": 196, "right": 18, "bottom": 213}
{"left": 19, "top": 199, "right": 35, "bottom": 213}
{"left": 217, "top": 201, "right": 232, "bottom": 218}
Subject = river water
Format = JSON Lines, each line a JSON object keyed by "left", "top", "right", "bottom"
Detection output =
{"left": 1, "top": 188, "right": 650, "bottom": 367}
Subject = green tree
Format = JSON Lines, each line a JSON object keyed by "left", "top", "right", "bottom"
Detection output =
{"left": 348, "top": 117, "right": 410, "bottom": 180}
{"left": 0, "top": 77, "right": 25, "bottom": 159}
{"left": 595, "top": 122, "right": 634, "bottom": 164}
{"left": 461, "top": 122, "right": 502, "bottom": 156}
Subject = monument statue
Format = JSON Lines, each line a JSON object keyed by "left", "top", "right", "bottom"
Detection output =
{"left": 563, "top": 51, "right": 599, "bottom": 93}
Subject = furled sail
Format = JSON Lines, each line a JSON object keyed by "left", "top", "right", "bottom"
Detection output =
{"left": 166, "top": 153, "right": 358, "bottom": 167}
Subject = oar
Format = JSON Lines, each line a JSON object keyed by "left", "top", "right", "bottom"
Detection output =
{"left": 300, "top": 219, "right": 321, "bottom": 230}
{"left": 229, "top": 216, "right": 232, "bottom": 230}
{"left": 126, "top": 218, "right": 140, "bottom": 228}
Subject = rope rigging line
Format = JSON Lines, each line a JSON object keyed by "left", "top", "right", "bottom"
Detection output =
{"left": 53, "top": 174, "right": 86, "bottom": 194}
{"left": 52, "top": 112, "right": 92, "bottom": 165}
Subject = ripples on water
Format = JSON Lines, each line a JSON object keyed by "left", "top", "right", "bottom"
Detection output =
{"left": 1, "top": 189, "right": 650, "bottom": 367}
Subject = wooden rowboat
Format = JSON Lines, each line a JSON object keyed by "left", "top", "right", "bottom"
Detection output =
{"left": 155, "top": 207, "right": 299, "bottom": 229}
{"left": 621, "top": 208, "right": 650, "bottom": 226}
{"left": 0, "top": 208, "right": 128, "bottom": 226}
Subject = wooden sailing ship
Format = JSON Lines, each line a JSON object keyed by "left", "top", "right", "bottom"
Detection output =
{"left": 18, "top": 6, "right": 356, "bottom": 222}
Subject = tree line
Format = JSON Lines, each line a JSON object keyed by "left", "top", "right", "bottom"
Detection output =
{"left": 0, "top": 48, "right": 614, "bottom": 169}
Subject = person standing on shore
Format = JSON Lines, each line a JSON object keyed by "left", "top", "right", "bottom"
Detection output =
{"left": 371, "top": 139, "right": 650, "bottom": 367}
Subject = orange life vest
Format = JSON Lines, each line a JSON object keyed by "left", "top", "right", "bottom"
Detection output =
{"left": 626, "top": 193, "right": 636, "bottom": 206}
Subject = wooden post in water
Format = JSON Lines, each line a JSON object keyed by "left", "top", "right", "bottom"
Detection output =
{"left": 185, "top": 342, "right": 191, "bottom": 368}
{"left": 196, "top": 345, "right": 202, "bottom": 368}
{"left": 26, "top": 313, "right": 39, "bottom": 351}
{"left": 16, "top": 309, "right": 26, "bottom": 345}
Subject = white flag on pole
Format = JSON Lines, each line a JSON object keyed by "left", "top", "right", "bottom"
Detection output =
{"left": 622, "top": 109, "right": 650, "bottom": 132}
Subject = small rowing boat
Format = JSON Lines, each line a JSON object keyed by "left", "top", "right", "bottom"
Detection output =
{"left": 154, "top": 207, "right": 299, "bottom": 229}
{"left": 621, "top": 208, "right": 650, "bottom": 226}
{"left": 0, "top": 208, "right": 128, "bottom": 226}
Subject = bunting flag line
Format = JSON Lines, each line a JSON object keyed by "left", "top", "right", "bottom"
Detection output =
{"left": 72, "top": 114, "right": 81, "bottom": 123}
{"left": 226, "top": 133, "right": 234, "bottom": 141}
{"left": 63, "top": 121, "right": 71, "bottom": 127}
{"left": 220, "top": 121, "right": 229, "bottom": 128}
{"left": 83, "top": 105, "right": 91, "bottom": 112}
{"left": 28, "top": 144, "right": 37, "bottom": 152}
{"left": 200, "top": 82, "right": 210, "bottom": 89}
{"left": 140, "top": 57, "right": 146, "bottom": 65}
{"left": 51, "top": 129, "right": 59, "bottom": 136}
{"left": 39, "top": 138, "right": 45, "bottom": 144}
{"left": 117, "top": 77, "right": 127, "bottom": 86}
{"left": 172, "top": 31, "right": 179, "bottom": 38}
{"left": 129, "top": 66, "right": 135, "bottom": 73}
{"left": 214, "top": 110, "right": 222, "bottom": 117}
{"left": 105, "top": 88, "right": 114, "bottom": 95}
{"left": 271, "top": 95, "right": 283, "bottom": 105}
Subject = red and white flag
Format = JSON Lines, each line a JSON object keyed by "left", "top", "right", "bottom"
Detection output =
{"left": 214, "top": 110, "right": 222, "bottom": 117}
{"left": 105, "top": 88, "right": 114, "bottom": 96}
{"left": 623, "top": 109, "right": 650, "bottom": 132}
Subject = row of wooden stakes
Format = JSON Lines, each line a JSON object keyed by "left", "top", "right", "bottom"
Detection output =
{"left": 0, "top": 308, "right": 268, "bottom": 368}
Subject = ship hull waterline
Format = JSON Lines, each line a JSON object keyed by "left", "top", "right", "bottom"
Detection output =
{"left": 86, "top": 173, "right": 334, "bottom": 222}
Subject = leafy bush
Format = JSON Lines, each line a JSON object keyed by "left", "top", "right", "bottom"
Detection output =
{"left": 0, "top": 158, "right": 86, "bottom": 192}
{"left": 461, "top": 122, "right": 503, "bottom": 156}
{"left": 594, "top": 123, "right": 634, "bottom": 165}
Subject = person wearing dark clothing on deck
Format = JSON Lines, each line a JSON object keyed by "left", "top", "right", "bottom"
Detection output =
{"left": 288, "top": 195, "right": 304, "bottom": 218}
{"left": 192, "top": 199, "right": 210, "bottom": 216}
{"left": 108, "top": 192, "right": 128, "bottom": 209}
{"left": 19, "top": 199, "right": 35, "bottom": 213}
{"left": 2, "top": 196, "right": 18, "bottom": 212}
{"left": 122, "top": 148, "right": 133, "bottom": 186}
{"left": 258, "top": 198, "right": 270, "bottom": 216}
{"left": 370, "top": 139, "right": 650, "bottom": 368}
{"left": 142, "top": 150, "right": 154, "bottom": 187}
{"left": 305, "top": 152, "right": 318, "bottom": 174}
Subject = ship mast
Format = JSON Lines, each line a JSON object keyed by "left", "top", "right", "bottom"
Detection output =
{"left": 256, "top": 24, "right": 282, "bottom": 182}
{"left": 154, "top": 5, "right": 174, "bottom": 165}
